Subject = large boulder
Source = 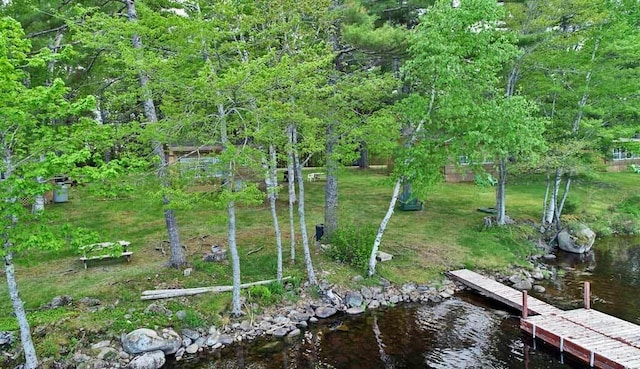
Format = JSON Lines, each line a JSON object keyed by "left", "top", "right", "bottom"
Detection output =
{"left": 557, "top": 224, "right": 596, "bottom": 254}
{"left": 122, "top": 328, "right": 181, "bottom": 355}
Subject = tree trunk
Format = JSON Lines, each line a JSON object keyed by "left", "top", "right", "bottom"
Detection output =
{"left": 495, "top": 158, "right": 507, "bottom": 225}
{"left": 324, "top": 123, "right": 339, "bottom": 238}
{"left": 368, "top": 179, "right": 401, "bottom": 277}
{"left": 286, "top": 125, "right": 297, "bottom": 263}
{"left": 4, "top": 251, "right": 39, "bottom": 369}
{"left": 33, "top": 31, "right": 65, "bottom": 213}
{"left": 541, "top": 169, "right": 550, "bottom": 225}
{"left": 359, "top": 142, "right": 369, "bottom": 169}
{"left": 557, "top": 176, "right": 572, "bottom": 221}
{"left": 545, "top": 168, "right": 562, "bottom": 224}
{"left": 219, "top": 103, "right": 242, "bottom": 316}
{"left": 292, "top": 125, "right": 317, "bottom": 285}
{"left": 264, "top": 145, "right": 283, "bottom": 281}
{"left": 125, "top": 0, "right": 185, "bottom": 268}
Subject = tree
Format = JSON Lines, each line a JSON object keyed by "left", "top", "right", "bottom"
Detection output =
{"left": 0, "top": 16, "right": 100, "bottom": 368}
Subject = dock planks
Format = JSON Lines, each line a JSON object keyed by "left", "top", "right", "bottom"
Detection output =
{"left": 449, "top": 269, "right": 640, "bottom": 369}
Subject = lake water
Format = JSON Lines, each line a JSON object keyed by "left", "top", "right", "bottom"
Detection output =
{"left": 167, "top": 236, "right": 640, "bottom": 369}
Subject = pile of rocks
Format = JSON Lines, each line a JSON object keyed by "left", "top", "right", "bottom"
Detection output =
{"left": 57, "top": 279, "right": 459, "bottom": 368}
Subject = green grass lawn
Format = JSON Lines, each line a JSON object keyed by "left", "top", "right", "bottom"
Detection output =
{"left": 0, "top": 167, "right": 637, "bottom": 355}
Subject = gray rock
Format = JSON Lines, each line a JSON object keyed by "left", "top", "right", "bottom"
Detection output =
{"left": 97, "top": 347, "right": 118, "bottom": 360}
{"left": 218, "top": 334, "right": 233, "bottom": 345}
{"left": 73, "top": 353, "right": 92, "bottom": 363}
{"left": 346, "top": 307, "right": 365, "bottom": 315}
{"left": 296, "top": 320, "right": 308, "bottom": 329}
{"left": 314, "top": 306, "right": 337, "bottom": 319}
{"left": 533, "top": 285, "right": 546, "bottom": 293}
{"left": 558, "top": 225, "right": 596, "bottom": 254}
{"left": 182, "top": 337, "right": 192, "bottom": 347}
{"left": 360, "top": 287, "right": 373, "bottom": 300}
{"left": 121, "top": 328, "right": 181, "bottom": 355}
{"left": 378, "top": 278, "right": 391, "bottom": 288}
{"left": 203, "top": 245, "right": 227, "bottom": 262}
{"left": 309, "top": 317, "right": 319, "bottom": 323}
{"left": 47, "top": 295, "right": 73, "bottom": 309}
{"left": 513, "top": 280, "right": 533, "bottom": 291}
{"left": 0, "top": 331, "right": 14, "bottom": 346}
{"left": 273, "top": 316, "right": 289, "bottom": 325}
{"left": 143, "top": 303, "right": 172, "bottom": 317}
{"left": 344, "top": 291, "right": 364, "bottom": 308}
{"left": 368, "top": 300, "right": 381, "bottom": 309}
{"left": 91, "top": 340, "right": 111, "bottom": 350}
{"left": 79, "top": 297, "right": 101, "bottom": 307}
{"left": 287, "top": 328, "right": 301, "bottom": 337}
{"left": 174, "top": 347, "right": 185, "bottom": 360}
{"left": 543, "top": 254, "right": 556, "bottom": 260}
{"left": 352, "top": 275, "right": 364, "bottom": 283}
{"left": 288, "top": 311, "right": 310, "bottom": 323}
{"left": 271, "top": 328, "right": 289, "bottom": 337}
{"left": 239, "top": 320, "right": 251, "bottom": 331}
{"left": 175, "top": 310, "right": 187, "bottom": 321}
{"left": 126, "top": 350, "right": 166, "bottom": 369}
{"left": 401, "top": 283, "right": 417, "bottom": 294}
{"left": 532, "top": 271, "right": 544, "bottom": 280}
{"left": 389, "top": 294, "right": 402, "bottom": 304}
{"left": 185, "top": 343, "right": 199, "bottom": 354}
{"left": 183, "top": 268, "right": 192, "bottom": 277}
{"left": 376, "top": 251, "right": 393, "bottom": 262}
{"left": 182, "top": 328, "right": 200, "bottom": 341}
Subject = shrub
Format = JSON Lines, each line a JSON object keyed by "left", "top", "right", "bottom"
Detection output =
{"left": 325, "top": 222, "right": 376, "bottom": 271}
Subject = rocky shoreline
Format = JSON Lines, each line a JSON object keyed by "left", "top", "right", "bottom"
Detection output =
{"left": 1, "top": 277, "right": 461, "bottom": 369}
{"left": 1, "top": 257, "right": 557, "bottom": 369}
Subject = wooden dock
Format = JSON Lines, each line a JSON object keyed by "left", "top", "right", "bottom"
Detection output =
{"left": 449, "top": 269, "right": 640, "bottom": 369}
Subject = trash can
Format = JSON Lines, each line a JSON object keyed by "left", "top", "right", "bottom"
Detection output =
{"left": 53, "top": 184, "right": 69, "bottom": 203}
{"left": 315, "top": 224, "right": 324, "bottom": 242}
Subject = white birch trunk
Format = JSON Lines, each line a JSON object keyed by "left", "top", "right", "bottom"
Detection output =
{"left": 125, "top": 0, "right": 185, "bottom": 268}
{"left": 286, "top": 124, "right": 297, "bottom": 263}
{"left": 263, "top": 145, "right": 283, "bottom": 281}
{"left": 4, "top": 252, "right": 39, "bottom": 369}
{"left": 541, "top": 169, "right": 550, "bottom": 225}
{"left": 495, "top": 158, "right": 507, "bottom": 225}
{"left": 218, "top": 103, "right": 242, "bottom": 315}
{"left": 368, "top": 114, "right": 425, "bottom": 277}
{"left": 557, "top": 176, "right": 572, "bottom": 220}
{"left": 368, "top": 179, "right": 401, "bottom": 277}
{"left": 545, "top": 169, "right": 562, "bottom": 224}
{"left": 292, "top": 125, "right": 316, "bottom": 285}
{"left": 2, "top": 150, "right": 38, "bottom": 368}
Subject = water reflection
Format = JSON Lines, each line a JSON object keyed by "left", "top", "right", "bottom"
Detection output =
{"left": 166, "top": 296, "right": 582, "bottom": 369}
{"left": 167, "top": 236, "right": 640, "bottom": 369}
{"left": 539, "top": 236, "right": 640, "bottom": 322}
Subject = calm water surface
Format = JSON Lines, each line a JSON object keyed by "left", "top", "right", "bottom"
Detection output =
{"left": 167, "top": 236, "right": 640, "bottom": 369}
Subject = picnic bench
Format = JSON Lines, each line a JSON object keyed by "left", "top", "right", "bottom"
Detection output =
{"left": 79, "top": 240, "right": 133, "bottom": 269}
{"left": 307, "top": 172, "right": 326, "bottom": 182}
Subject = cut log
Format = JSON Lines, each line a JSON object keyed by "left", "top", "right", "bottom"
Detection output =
{"left": 140, "top": 276, "right": 291, "bottom": 300}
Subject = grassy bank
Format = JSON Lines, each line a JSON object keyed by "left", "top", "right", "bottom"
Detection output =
{"left": 0, "top": 168, "right": 637, "bottom": 359}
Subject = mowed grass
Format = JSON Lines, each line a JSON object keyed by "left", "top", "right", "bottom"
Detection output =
{"left": 0, "top": 167, "right": 637, "bottom": 346}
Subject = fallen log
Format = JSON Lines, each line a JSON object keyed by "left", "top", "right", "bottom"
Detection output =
{"left": 141, "top": 276, "right": 291, "bottom": 300}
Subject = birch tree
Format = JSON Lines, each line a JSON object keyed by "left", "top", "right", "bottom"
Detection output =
{"left": 0, "top": 17, "right": 101, "bottom": 368}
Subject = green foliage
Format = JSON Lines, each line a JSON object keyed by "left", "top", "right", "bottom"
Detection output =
{"left": 326, "top": 222, "right": 376, "bottom": 271}
{"left": 618, "top": 196, "right": 640, "bottom": 216}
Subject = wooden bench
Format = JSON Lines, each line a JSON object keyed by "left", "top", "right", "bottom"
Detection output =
{"left": 307, "top": 172, "right": 326, "bottom": 182}
{"left": 79, "top": 240, "right": 133, "bottom": 269}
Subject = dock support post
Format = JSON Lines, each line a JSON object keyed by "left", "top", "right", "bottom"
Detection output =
{"left": 522, "top": 290, "right": 528, "bottom": 318}
{"left": 584, "top": 281, "right": 591, "bottom": 309}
